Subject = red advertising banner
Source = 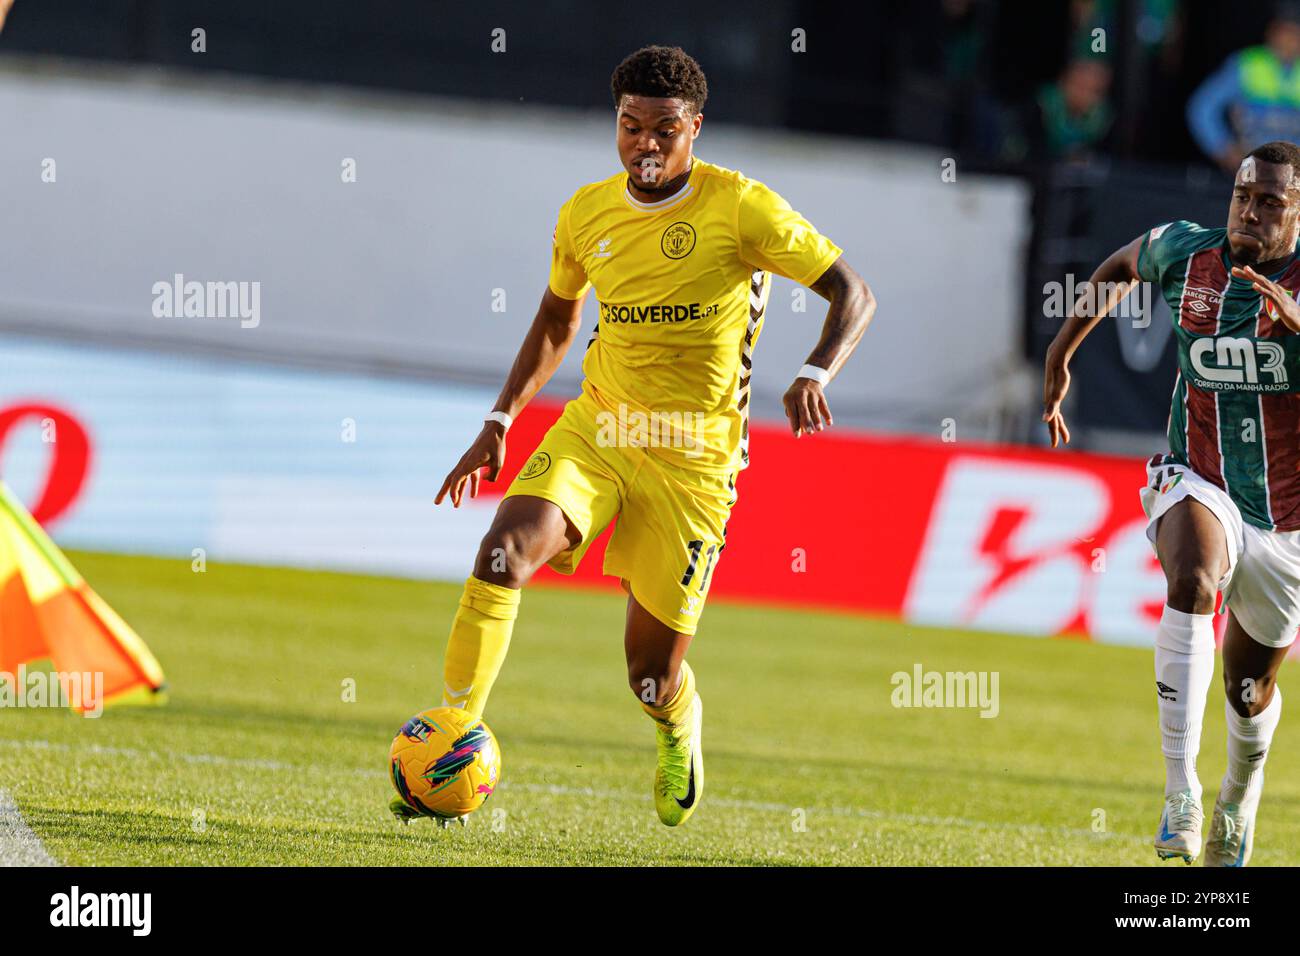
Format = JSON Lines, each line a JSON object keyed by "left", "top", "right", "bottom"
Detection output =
{"left": 0, "top": 382, "right": 1229, "bottom": 650}
{"left": 499, "top": 398, "right": 1171, "bottom": 647}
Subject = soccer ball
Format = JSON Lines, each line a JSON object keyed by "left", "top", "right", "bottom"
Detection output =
{"left": 389, "top": 707, "right": 502, "bottom": 820}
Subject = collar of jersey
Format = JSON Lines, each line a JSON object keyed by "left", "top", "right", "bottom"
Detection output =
{"left": 622, "top": 162, "right": 699, "bottom": 213}
{"left": 1220, "top": 244, "right": 1300, "bottom": 284}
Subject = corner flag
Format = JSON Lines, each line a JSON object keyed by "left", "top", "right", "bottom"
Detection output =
{"left": 0, "top": 481, "right": 165, "bottom": 713}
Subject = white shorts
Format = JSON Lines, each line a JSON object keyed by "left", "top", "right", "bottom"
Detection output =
{"left": 1141, "top": 457, "right": 1300, "bottom": 648}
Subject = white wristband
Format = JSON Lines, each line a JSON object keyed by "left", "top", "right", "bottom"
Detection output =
{"left": 796, "top": 364, "right": 831, "bottom": 387}
{"left": 485, "top": 410, "right": 513, "bottom": 432}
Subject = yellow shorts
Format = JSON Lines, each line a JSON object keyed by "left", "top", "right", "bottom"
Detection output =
{"left": 504, "top": 393, "right": 737, "bottom": 635}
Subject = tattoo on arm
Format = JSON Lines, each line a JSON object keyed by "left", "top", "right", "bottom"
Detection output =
{"left": 804, "top": 257, "right": 875, "bottom": 376}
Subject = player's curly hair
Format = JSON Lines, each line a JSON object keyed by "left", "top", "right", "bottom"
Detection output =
{"left": 1249, "top": 141, "right": 1300, "bottom": 176}
{"left": 610, "top": 45, "right": 708, "bottom": 114}
{"left": 1245, "top": 141, "right": 1300, "bottom": 195}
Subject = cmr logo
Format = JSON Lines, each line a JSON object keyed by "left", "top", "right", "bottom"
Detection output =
{"left": 50, "top": 886, "right": 151, "bottom": 936}
{"left": 1189, "top": 336, "right": 1288, "bottom": 390}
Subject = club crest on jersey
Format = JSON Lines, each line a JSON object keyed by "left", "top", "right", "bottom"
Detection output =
{"left": 661, "top": 222, "right": 696, "bottom": 260}
{"left": 1263, "top": 287, "right": 1298, "bottom": 323}
{"left": 519, "top": 451, "right": 552, "bottom": 479}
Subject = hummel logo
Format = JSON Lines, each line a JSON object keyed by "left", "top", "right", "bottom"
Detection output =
{"left": 594, "top": 236, "right": 613, "bottom": 258}
{"left": 1156, "top": 680, "right": 1178, "bottom": 701}
{"left": 442, "top": 682, "right": 473, "bottom": 708}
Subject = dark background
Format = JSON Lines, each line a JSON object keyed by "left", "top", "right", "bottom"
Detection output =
{"left": 0, "top": 0, "right": 1269, "bottom": 160}
{"left": 1, "top": 0, "right": 1280, "bottom": 446}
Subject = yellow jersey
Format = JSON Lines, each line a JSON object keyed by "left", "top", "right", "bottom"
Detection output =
{"left": 548, "top": 158, "right": 842, "bottom": 473}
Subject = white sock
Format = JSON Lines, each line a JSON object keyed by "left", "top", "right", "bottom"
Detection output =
{"left": 1154, "top": 605, "right": 1216, "bottom": 799}
{"left": 1222, "top": 688, "right": 1281, "bottom": 804}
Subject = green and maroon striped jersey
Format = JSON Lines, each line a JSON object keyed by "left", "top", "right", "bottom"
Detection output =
{"left": 1137, "top": 220, "right": 1300, "bottom": 532}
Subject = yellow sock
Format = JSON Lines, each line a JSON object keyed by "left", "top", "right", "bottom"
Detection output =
{"left": 441, "top": 575, "right": 520, "bottom": 720}
{"left": 641, "top": 660, "right": 696, "bottom": 733}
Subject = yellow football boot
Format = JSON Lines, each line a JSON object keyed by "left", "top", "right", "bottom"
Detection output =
{"left": 653, "top": 693, "right": 704, "bottom": 826}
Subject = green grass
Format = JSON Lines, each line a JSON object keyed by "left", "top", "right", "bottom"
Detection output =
{"left": 3, "top": 550, "right": 1297, "bottom": 866}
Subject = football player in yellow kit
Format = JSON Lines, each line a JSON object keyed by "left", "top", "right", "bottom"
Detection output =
{"left": 421, "top": 45, "right": 875, "bottom": 827}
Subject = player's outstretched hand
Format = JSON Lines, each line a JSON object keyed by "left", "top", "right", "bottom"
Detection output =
{"left": 435, "top": 422, "right": 507, "bottom": 508}
{"left": 1042, "top": 357, "right": 1072, "bottom": 448}
{"left": 783, "top": 377, "right": 832, "bottom": 438}
{"left": 1233, "top": 265, "right": 1300, "bottom": 332}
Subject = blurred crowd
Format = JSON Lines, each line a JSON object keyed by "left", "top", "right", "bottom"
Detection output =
{"left": 1186, "top": 4, "right": 1300, "bottom": 172}
{"left": 918, "top": 0, "right": 1300, "bottom": 172}
{"left": 4, "top": 0, "right": 1298, "bottom": 177}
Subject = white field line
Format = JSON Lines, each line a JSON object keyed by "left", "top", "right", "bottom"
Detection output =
{"left": 0, "top": 787, "right": 58, "bottom": 866}
{"left": 0, "top": 737, "right": 1145, "bottom": 847}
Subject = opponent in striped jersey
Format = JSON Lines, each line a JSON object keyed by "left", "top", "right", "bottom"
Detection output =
{"left": 1043, "top": 141, "right": 1300, "bottom": 867}
{"left": 1138, "top": 218, "right": 1300, "bottom": 531}
{"left": 424, "top": 46, "right": 876, "bottom": 829}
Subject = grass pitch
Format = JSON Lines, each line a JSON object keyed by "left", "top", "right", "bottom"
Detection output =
{"left": 3, "top": 551, "right": 1297, "bottom": 866}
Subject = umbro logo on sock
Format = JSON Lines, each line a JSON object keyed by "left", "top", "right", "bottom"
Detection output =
{"left": 1156, "top": 681, "right": 1178, "bottom": 701}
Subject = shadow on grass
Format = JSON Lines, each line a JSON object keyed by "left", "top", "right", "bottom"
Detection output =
{"left": 24, "top": 803, "right": 796, "bottom": 866}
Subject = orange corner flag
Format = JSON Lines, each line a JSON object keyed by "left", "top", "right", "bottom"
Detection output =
{"left": 0, "top": 481, "right": 165, "bottom": 714}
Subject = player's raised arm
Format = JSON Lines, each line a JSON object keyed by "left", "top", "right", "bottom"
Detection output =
{"left": 784, "top": 257, "right": 876, "bottom": 437}
{"left": 1041, "top": 234, "right": 1145, "bottom": 448}
{"left": 435, "top": 287, "right": 587, "bottom": 507}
